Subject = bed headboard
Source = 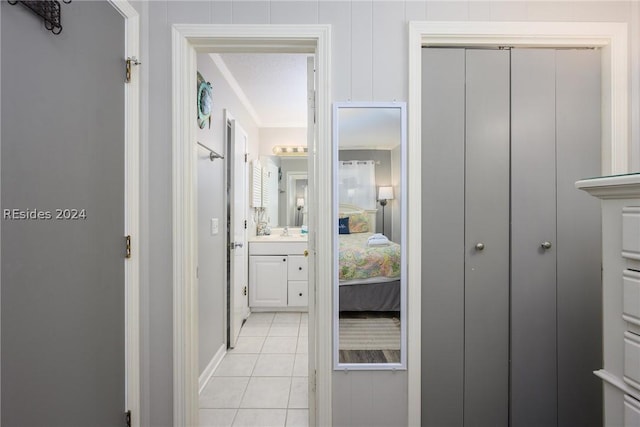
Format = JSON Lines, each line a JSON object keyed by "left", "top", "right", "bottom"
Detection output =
{"left": 338, "top": 203, "right": 378, "bottom": 233}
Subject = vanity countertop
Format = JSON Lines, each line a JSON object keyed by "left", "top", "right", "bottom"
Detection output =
{"left": 249, "top": 233, "right": 308, "bottom": 243}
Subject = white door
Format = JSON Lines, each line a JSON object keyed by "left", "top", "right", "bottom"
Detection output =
{"left": 306, "top": 54, "right": 317, "bottom": 424}
{"left": 229, "top": 116, "right": 249, "bottom": 347}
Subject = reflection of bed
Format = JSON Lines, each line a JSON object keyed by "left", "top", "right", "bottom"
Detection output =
{"left": 338, "top": 204, "right": 401, "bottom": 312}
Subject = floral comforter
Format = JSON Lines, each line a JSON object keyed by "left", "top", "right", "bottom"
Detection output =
{"left": 338, "top": 232, "right": 401, "bottom": 283}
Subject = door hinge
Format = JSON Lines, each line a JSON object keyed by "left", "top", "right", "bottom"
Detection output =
{"left": 244, "top": 220, "right": 247, "bottom": 229}
{"left": 244, "top": 153, "right": 248, "bottom": 162}
{"left": 125, "top": 56, "right": 141, "bottom": 83}
{"left": 243, "top": 286, "right": 247, "bottom": 296}
{"left": 125, "top": 410, "right": 132, "bottom": 427}
{"left": 125, "top": 235, "right": 132, "bottom": 259}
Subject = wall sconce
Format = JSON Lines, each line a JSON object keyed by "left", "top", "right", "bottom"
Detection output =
{"left": 378, "top": 186, "right": 394, "bottom": 236}
{"left": 272, "top": 145, "right": 308, "bottom": 156}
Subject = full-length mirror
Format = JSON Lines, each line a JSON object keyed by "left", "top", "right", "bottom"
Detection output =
{"left": 333, "top": 102, "right": 407, "bottom": 370}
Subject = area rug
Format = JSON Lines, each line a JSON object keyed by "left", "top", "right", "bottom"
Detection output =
{"left": 339, "top": 317, "right": 401, "bottom": 350}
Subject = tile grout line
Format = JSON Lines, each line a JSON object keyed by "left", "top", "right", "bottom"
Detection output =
{"left": 199, "top": 313, "right": 309, "bottom": 426}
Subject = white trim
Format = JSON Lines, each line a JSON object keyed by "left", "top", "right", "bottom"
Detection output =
{"left": 198, "top": 344, "right": 226, "bottom": 394}
{"left": 108, "top": 1, "right": 141, "bottom": 426}
{"left": 596, "top": 369, "right": 640, "bottom": 403}
{"left": 408, "top": 20, "right": 629, "bottom": 427}
{"left": 576, "top": 173, "right": 640, "bottom": 200}
{"left": 172, "top": 24, "right": 332, "bottom": 427}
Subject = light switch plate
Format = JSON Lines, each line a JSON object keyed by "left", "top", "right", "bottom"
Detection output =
{"left": 211, "top": 218, "right": 219, "bottom": 235}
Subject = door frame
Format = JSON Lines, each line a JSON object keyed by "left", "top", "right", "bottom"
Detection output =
{"left": 171, "top": 24, "right": 332, "bottom": 427}
{"left": 107, "top": 1, "right": 141, "bottom": 425}
{"left": 407, "top": 21, "right": 629, "bottom": 426}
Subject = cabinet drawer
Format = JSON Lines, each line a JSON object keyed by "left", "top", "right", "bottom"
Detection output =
{"left": 625, "top": 332, "right": 640, "bottom": 389}
{"left": 288, "top": 255, "right": 308, "bottom": 281}
{"left": 626, "top": 395, "right": 640, "bottom": 426}
{"left": 623, "top": 207, "right": 640, "bottom": 260}
{"left": 288, "top": 280, "right": 308, "bottom": 307}
{"left": 625, "top": 270, "right": 640, "bottom": 325}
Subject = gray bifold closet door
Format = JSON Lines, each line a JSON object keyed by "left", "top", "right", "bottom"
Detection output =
{"left": 421, "top": 47, "right": 601, "bottom": 427}
{"left": 421, "top": 48, "right": 510, "bottom": 427}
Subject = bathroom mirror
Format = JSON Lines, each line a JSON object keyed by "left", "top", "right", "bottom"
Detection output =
{"left": 333, "top": 102, "right": 407, "bottom": 370}
{"left": 258, "top": 155, "right": 308, "bottom": 228}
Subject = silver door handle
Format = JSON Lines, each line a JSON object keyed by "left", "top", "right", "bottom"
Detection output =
{"left": 231, "top": 242, "right": 243, "bottom": 249}
{"left": 541, "top": 241, "right": 552, "bottom": 250}
{"left": 475, "top": 243, "right": 485, "bottom": 251}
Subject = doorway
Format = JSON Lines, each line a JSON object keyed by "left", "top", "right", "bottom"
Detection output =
{"left": 171, "top": 25, "right": 332, "bottom": 427}
{"left": 197, "top": 51, "right": 310, "bottom": 426}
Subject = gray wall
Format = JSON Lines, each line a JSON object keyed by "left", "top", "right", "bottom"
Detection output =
{"left": 196, "top": 54, "right": 260, "bottom": 375}
{"left": 196, "top": 58, "right": 225, "bottom": 375}
{"left": 136, "top": 2, "right": 640, "bottom": 425}
{"left": 2, "top": 2, "right": 633, "bottom": 426}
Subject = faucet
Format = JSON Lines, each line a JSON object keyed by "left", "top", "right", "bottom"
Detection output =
{"left": 282, "top": 226, "right": 289, "bottom": 236}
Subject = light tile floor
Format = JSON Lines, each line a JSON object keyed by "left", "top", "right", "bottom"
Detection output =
{"left": 200, "top": 312, "right": 309, "bottom": 427}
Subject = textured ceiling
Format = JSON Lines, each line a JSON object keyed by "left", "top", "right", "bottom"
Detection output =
{"left": 217, "top": 53, "right": 308, "bottom": 128}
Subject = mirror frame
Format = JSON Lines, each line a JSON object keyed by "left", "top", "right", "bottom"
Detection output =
{"left": 332, "top": 101, "right": 407, "bottom": 371}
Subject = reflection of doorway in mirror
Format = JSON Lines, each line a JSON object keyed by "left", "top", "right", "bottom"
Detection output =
{"left": 286, "top": 172, "right": 308, "bottom": 227}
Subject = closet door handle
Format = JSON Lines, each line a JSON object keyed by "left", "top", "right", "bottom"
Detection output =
{"left": 475, "top": 243, "right": 485, "bottom": 251}
{"left": 541, "top": 241, "right": 552, "bottom": 250}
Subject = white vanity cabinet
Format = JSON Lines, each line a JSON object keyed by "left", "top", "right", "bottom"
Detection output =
{"left": 248, "top": 241, "right": 308, "bottom": 310}
{"left": 578, "top": 174, "right": 640, "bottom": 426}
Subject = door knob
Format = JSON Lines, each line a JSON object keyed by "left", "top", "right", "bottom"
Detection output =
{"left": 231, "top": 242, "right": 243, "bottom": 249}
{"left": 541, "top": 241, "right": 552, "bottom": 250}
{"left": 475, "top": 243, "right": 485, "bottom": 251}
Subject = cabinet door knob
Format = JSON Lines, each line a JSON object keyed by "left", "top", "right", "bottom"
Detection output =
{"left": 475, "top": 243, "right": 485, "bottom": 251}
{"left": 304, "top": 250, "right": 309, "bottom": 257}
{"left": 541, "top": 241, "right": 552, "bottom": 250}
{"left": 299, "top": 293, "right": 303, "bottom": 296}
{"left": 299, "top": 267, "right": 302, "bottom": 271}
{"left": 283, "top": 258, "right": 286, "bottom": 262}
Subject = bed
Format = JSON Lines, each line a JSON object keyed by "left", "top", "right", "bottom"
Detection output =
{"left": 338, "top": 204, "right": 401, "bottom": 312}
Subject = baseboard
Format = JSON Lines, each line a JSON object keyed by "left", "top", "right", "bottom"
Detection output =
{"left": 199, "top": 343, "right": 226, "bottom": 394}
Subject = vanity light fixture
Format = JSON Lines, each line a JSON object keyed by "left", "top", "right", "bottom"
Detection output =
{"left": 272, "top": 145, "right": 308, "bottom": 156}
